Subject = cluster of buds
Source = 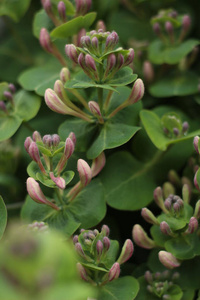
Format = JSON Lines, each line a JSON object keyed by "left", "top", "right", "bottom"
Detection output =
{"left": 25, "top": 131, "right": 76, "bottom": 188}
{"left": 0, "top": 83, "right": 16, "bottom": 114}
{"left": 144, "top": 270, "right": 180, "bottom": 299}
{"left": 65, "top": 29, "right": 134, "bottom": 83}
{"left": 75, "top": 0, "right": 92, "bottom": 16}
{"left": 161, "top": 112, "right": 189, "bottom": 139}
{"left": 41, "top": 0, "right": 68, "bottom": 26}
{"left": 152, "top": 9, "right": 191, "bottom": 44}
{"left": 73, "top": 225, "right": 134, "bottom": 285}
{"left": 27, "top": 221, "right": 49, "bottom": 233}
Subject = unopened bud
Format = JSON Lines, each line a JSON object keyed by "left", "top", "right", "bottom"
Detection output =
{"left": 85, "top": 54, "right": 97, "bottom": 71}
{"left": 143, "top": 61, "right": 154, "bottom": 83}
{"left": 163, "top": 182, "right": 175, "bottom": 198}
{"left": 52, "top": 134, "right": 60, "bottom": 147}
{"left": 50, "top": 172, "right": 66, "bottom": 189}
{"left": 43, "top": 134, "right": 52, "bottom": 147}
{"left": 91, "top": 37, "right": 99, "bottom": 51}
{"left": 103, "top": 237, "right": 110, "bottom": 251}
{"left": 108, "top": 262, "right": 120, "bottom": 281}
{"left": 132, "top": 225, "right": 156, "bottom": 249}
{"left": 154, "top": 187, "right": 166, "bottom": 211}
{"left": 141, "top": 208, "right": 159, "bottom": 225}
{"left": 185, "top": 217, "right": 198, "bottom": 234}
{"left": 153, "top": 23, "right": 161, "bottom": 35}
{"left": 32, "top": 131, "right": 42, "bottom": 142}
{"left": 26, "top": 177, "right": 60, "bottom": 210}
{"left": 58, "top": 1, "right": 66, "bottom": 22}
{"left": 75, "top": 242, "right": 86, "bottom": 258}
{"left": 0, "top": 101, "right": 6, "bottom": 112}
{"left": 77, "top": 28, "right": 86, "bottom": 47}
{"left": 4, "top": 91, "right": 13, "bottom": 100}
{"left": 117, "top": 239, "right": 134, "bottom": 264}
{"left": 127, "top": 79, "right": 145, "bottom": 104}
{"left": 101, "top": 224, "right": 110, "bottom": 236}
{"left": 123, "top": 48, "right": 134, "bottom": 66}
{"left": 28, "top": 142, "right": 41, "bottom": 163}
{"left": 77, "top": 263, "right": 89, "bottom": 281}
{"left": 45, "top": 88, "right": 70, "bottom": 114}
{"left": 91, "top": 152, "right": 106, "bottom": 178}
{"left": 60, "top": 67, "right": 70, "bottom": 83}
{"left": 158, "top": 251, "right": 181, "bottom": 269}
{"left": 96, "top": 240, "right": 104, "bottom": 257}
{"left": 81, "top": 36, "right": 91, "bottom": 48}
{"left": 115, "top": 53, "right": 124, "bottom": 70}
{"left": 160, "top": 221, "right": 174, "bottom": 236}
{"left": 73, "top": 235, "right": 79, "bottom": 244}
{"left": 64, "top": 137, "right": 75, "bottom": 159}
{"left": 42, "top": 0, "right": 52, "bottom": 13}
{"left": 193, "top": 136, "right": 200, "bottom": 154}
{"left": 182, "top": 15, "right": 191, "bottom": 32}
{"left": 88, "top": 101, "right": 102, "bottom": 117}
{"left": 106, "top": 54, "right": 116, "bottom": 72}
{"left": 68, "top": 132, "right": 76, "bottom": 146}
{"left": 182, "top": 121, "right": 189, "bottom": 133}
{"left": 77, "top": 159, "right": 92, "bottom": 186}
{"left": 165, "top": 21, "right": 174, "bottom": 35}
{"left": 182, "top": 183, "right": 191, "bottom": 204}
{"left": 96, "top": 20, "right": 106, "bottom": 32}
{"left": 173, "top": 128, "right": 179, "bottom": 136}
{"left": 39, "top": 28, "right": 54, "bottom": 53}
{"left": 144, "top": 271, "right": 153, "bottom": 283}
{"left": 24, "top": 137, "right": 33, "bottom": 153}
{"left": 8, "top": 83, "right": 16, "bottom": 94}
{"left": 65, "top": 44, "right": 78, "bottom": 63}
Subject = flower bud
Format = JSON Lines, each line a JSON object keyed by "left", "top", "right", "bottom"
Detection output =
{"left": 96, "top": 240, "right": 104, "bottom": 257}
{"left": 42, "top": 0, "right": 52, "bottom": 13}
{"left": 0, "top": 101, "right": 7, "bottom": 112}
{"left": 96, "top": 20, "right": 106, "bottom": 32}
{"left": 3, "top": 91, "right": 13, "bottom": 101}
{"left": 132, "top": 225, "right": 156, "bottom": 249}
{"left": 163, "top": 182, "right": 175, "bottom": 198}
{"left": 26, "top": 177, "right": 60, "bottom": 210}
{"left": 81, "top": 35, "right": 91, "bottom": 48}
{"left": 106, "top": 54, "right": 116, "bottom": 72}
{"left": 194, "top": 171, "right": 200, "bottom": 193}
{"left": 160, "top": 221, "right": 174, "bottom": 236}
{"left": 39, "top": 28, "right": 54, "bottom": 53}
{"left": 117, "top": 239, "right": 134, "bottom": 264}
{"left": 153, "top": 23, "right": 161, "bottom": 35}
{"left": 182, "top": 15, "right": 191, "bottom": 32}
{"left": 77, "top": 159, "right": 92, "bottom": 186}
{"left": 123, "top": 48, "right": 134, "bottom": 66}
{"left": 88, "top": 101, "right": 102, "bottom": 117}
{"left": 103, "top": 236, "right": 110, "bottom": 251}
{"left": 60, "top": 67, "right": 70, "bottom": 83}
{"left": 91, "top": 152, "right": 106, "bottom": 177}
{"left": 193, "top": 136, "right": 200, "bottom": 154}
{"left": 43, "top": 134, "right": 52, "bottom": 147}
{"left": 158, "top": 251, "right": 181, "bottom": 269}
{"left": 143, "top": 61, "right": 154, "bottom": 83}
{"left": 45, "top": 88, "right": 70, "bottom": 114}
{"left": 173, "top": 128, "right": 179, "bottom": 136}
{"left": 91, "top": 37, "right": 99, "bottom": 51}
{"left": 77, "top": 28, "right": 86, "bottom": 47}
{"left": 141, "top": 208, "right": 159, "bottom": 225}
{"left": 65, "top": 44, "right": 78, "bottom": 63}
{"left": 32, "top": 131, "right": 42, "bottom": 142}
{"left": 73, "top": 235, "right": 79, "bottom": 244}
{"left": 8, "top": 83, "right": 16, "bottom": 94}
{"left": 85, "top": 54, "right": 97, "bottom": 71}
{"left": 127, "top": 79, "right": 145, "bottom": 104}
{"left": 58, "top": 1, "right": 66, "bottom": 22}
{"left": 194, "top": 199, "right": 200, "bottom": 219}
{"left": 115, "top": 53, "right": 124, "bottom": 70}
{"left": 68, "top": 132, "right": 76, "bottom": 146}
{"left": 54, "top": 79, "right": 66, "bottom": 100}
{"left": 50, "top": 172, "right": 66, "bottom": 189}
{"left": 24, "top": 137, "right": 33, "bottom": 153}
{"left": 185, "top": 217, "right": 198, "bottom": 234}
{"left": 64, "top": 137, "right": 75, "bottom": 159}
{"left": 165, "top": 21, "right": 174, "bottom": 35}
{"left": 52, "top": 134, "right": 60, "bottom": 147}
{"left": 182, "top": 121, "right": 189, "bottom": 133}
{"left": 144, "top": 271, "right": 153, "bottom": 283}
{"left": 77, "top": 263, "right": 89, "bottom": 281}
{"left": 28, "top": 142, "right": 41, "bottom": 163}
{"left": 75, "top": 242, "right": 86, "bottom": 258}
{"left": 101, "top": 224, "right": 110, "bottom": 236}
{"left": 154, "top": 186, "right": 166, "bottom": 211}
{"left": 182, "top": 183, "right": 191, "bottom": 204}
{"left": 108, "top": 262, "right": 120, "bottom": 281}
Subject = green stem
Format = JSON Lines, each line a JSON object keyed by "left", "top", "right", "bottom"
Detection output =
{"left": 22, "top": 121, "right": 35, "bottom": 133}
{"left": 55, "top": 188, "right": 65, "bottom": 206}
{"left": 103, "top": 90, "right": 114, "bottom": 112}
{"left": 98, "top": 88, "right": 103, "bottom": 113}
{"left": 69, "top": 89, "right": 89, "bottom": 110}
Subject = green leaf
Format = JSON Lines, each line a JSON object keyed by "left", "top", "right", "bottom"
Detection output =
{"left": 51, "top": 12, "right": 97, "bottom": 38}
{"left": 18, "top": 60, "right": 61, "bottom": 96}
{"left": 140, "top": 109, "right": 200, "bottom": 151}
{"left": 14, "top": 90, "right": 41, "bottom": 121}
{"left": 100, "top": 151, "right": 157, "bottom": 210}
{"left": 51, "top": 0, "right": 75, "bottom": 15}
{"left": 107, "top": 67, "right": 137, "bottom": 86}
{"left": 0, "top": 196, "right": 7, "bottom": 240}
{"left": 0, "top": 115, "right": 22, "bottom": 141}
{"left": 33, "top": 9, "right": 54, "bottom": 38}
{"left": 98, "top": 276, "right": 139, "bottom": 300}
{"left": 0, "top": 0, "right": 31, "bottom": 22}
{"left": 36, "top": 171, "right": 74, "bottom": 188}
{"left": 148, "top": 39, "right": 200, "bottom": 65}
{"left": 149, "top": 71, "right": 199, "bottom": 97}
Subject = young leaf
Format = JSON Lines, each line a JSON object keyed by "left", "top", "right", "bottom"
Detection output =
{"left": 0, "top": 0, "right": 31, "bottom": 22}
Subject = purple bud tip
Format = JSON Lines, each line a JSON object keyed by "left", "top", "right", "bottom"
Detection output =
{"left": 128, "top": 78, "right": 145, "bottom": 104}
{"left": 101, "top": 224, "right": 110, "bottom": 236}
{"left": 108, "top": 262, "right": 120, "bottom": 281}
{"left": 39, "top": 28, "right": 53, "bottom": 53}
{"left": 73, "top": 235, "right": 79, "bottom": 244}
{"left": 65, "top": 44, "right": 78, "bottom": 63}
{"left": 186, "top": 217, "right": 198, "bottom": 234}
{"left": 88, "top": 101, "right": 101, "bottom": 117}
{"left": 32, "top": 131, "right": 42, "bottom": 142}
{"left": 43, "top": 134, "right": 52, "bottom": 147}
{"left": 8, "top": 83, "right": 16, "bottom": 94}
{"left": 77, "top": 159, "right": 92, "bottom": 186}
{"left": 85, "top": 54, "right": 97, "bottom": 71}
{"left": 28, "top": 142, "right": 41, "bottom": 162}
{"left": 96, "top": 20, "right": 106, "bottom": 32}
{"left": 173, "top": 128, "right": 179, "bottom": 136}
{"left": 143, "top": 61, "right": 154, "bottom": 83}
{"left": 182, "top": 15, "right": 191, "bottom": 31}
{"left": 193, "top": 136, "right": 199, "bottom": 154}
{"left": 76, "top": 263, "right": 88, "bottom": 281}
{"left": 182, "top": 121, "right": 189, "bottom": 133}
{"left": 96, "top": 240, "right": 104, "bottom": 255}
{"left": 24, "top": 136, "right": 33, "bottom": 153}
{"left": 124, "top": 48, "right": 135, "bottom": 66}
{"left": 165, "top": 21, "right": 174, "bottom": 34}
{"left": 52, "top": 134, "right": 60, "bottom": 147}
{"left": 107, "top": 54, "right": 117, "bottom": 71}
{"left": 42, "top": 0, "right": 52, "bottom": 12}
{"left": 60, "top": 67, "right": 70, "bottom": 83}
{"left": 160, "top": 221, "right": 172, "bottom": 235}
{"left": 75, "top": 242, "right": 85, "bottom": 258}
{"left": 117, "top": 239, "right": 134, "bottom": 264}
{"left": 153, "top": 22, "right": 161, "bottom": 35}
{"left": 158, "top": 251, "right": 181, "bottom": 269}
{"left": 103, "top": 236, "right": 110, "bottom": 251}
{"left": 50, "top": 172, "right": 66, "bottom": 189}
{"left": 58, "top": 1, "right": 66, "bottom": 21}
{"left": 3, "top": 91, "right": 13, "bottom": 100}
{"left": 144, "top": 271, "right": 153, "bottom": 283}
{"left": 64, "top": 137, "right": 75, "bottom": 159}
{"left": 68, "top": 132, "right": 76, "bottom": 146}
{"left": 91, "top": 37, "right": 99, "bottom": 49}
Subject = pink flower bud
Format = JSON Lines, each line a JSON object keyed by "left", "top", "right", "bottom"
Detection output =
{"left": 160, "top": 221, "right": 174, "bottom": 236}
{"left": 81, "top": 36, "right": 91, "bottom": 48}
{"left": 88, "top": 101, "right": 102, "bottom": 117}
{"left": 117, "top": 239, "right": 134, "bottom": 264}
{"left": 64, "top": 137, "right": 75, "bottom": 159}
{"left": 158, "top": 251, "right": 181, "bottom": 269}
{"left": 91, "top": 37, "right": 99, "bottom": 50}
{"left": 0, "top": 101, "right": 6, "bottom": 112}
{"left": 45, "top": 88, "right": 70, "bottom": 114}
{"left": 68, "top": 132, "right": 76, "bottom": 146}
{"left": 143, "top": 61, "right": 154, "bottom": 83}
{"left": 103, "top": 237, "right": 110, "bottom": 251}
{"left": 24, "top": 137, "right": 33, "bottom": 153}
{"left": 96, "top": 240, "right": 104, "bottom": 256}
{"left": 50, "top": 172, "right": 66, "bottom": 189}
{"left": 60, "top": 67, "right": 70, "bottom": 83}
{"left": 124, "top": 48, "right": 134, "bottom": 66}
{"left": 153, "top": 23, "right": 161, "bottom": 35}
{"left": 65, "top": 44, "right": 78, "bottom": 63}
{"left": 28, "top": 142, "right": 41, "bottom": 163}
{"left": 116, "top": 53, "right": 124, "bottom": 70}
{"left": 127, "top": 79, "right": 145, "bottom": 104}
{"left": 108, "top": 262, "right": 120, "bottom": 281}
{"left": 78, "top": 52, "right": 85, "bottom": 69}
{"left": 193, "top": 136, "right": 200, "bottom": 154}
{"left": 144, "top": 271, "right": 153, "bottom": 283}
{"left": 132, "top": 224, "right": 156, "bottom": 249}
{"left": 54, "top": 79, "right": 66, "bottom": 100}
{"left": 153, "top": 187, "right": 166, "bottom": 212}
{"left": 77, "top": 263, "right": 89, "bottom": 281}
{"left": 76, "top": 28, "right": 87, "bottom": 47}
{"left": 32, "top": 131, "right": 42, "bottom": 142}
{"left": 101, "top": 224, "right": 110, "bottom": 236}
{"left": 96, "top": 20, "right": 106, "bottom": 32}
{"left": 8, "top": 83, "right": 16, "bottom": 94}
{"left": 182, "top": 121, "right": 189, "bottom": 133}
{"left": 165, "top": 21, "right": 174, "bottom": 35}
{"left": 4, "top": 91, "right": 13, "bottom": 100}
{"left": 26, "top": 177, "right": 60, "bottom": 210}
{"left": 182, "top": 15, "right": 191, "bottom": 32}
{"left": 77, "top": 159, "right": 92, "bottom": 186}
{"left": 58, "top": 1, "right": 66, "bottom": 22}
{"left": 185, "top": 217, "right": 198, "bottom": 234}
{"left": 106, "top": 54, "right": 116, "bottom": 72}
{"left": 39, "top": 28, "right": 54, "bottom": 53}
{"left": 52, "top": 134, "right": 60, "bottom": 147}
{"left": 42, "top": 0, "right": 52, "bottom": 13}
{"left": 43, "top": 134, "right": 52, "bottom": 147}
{"left": 75, "top": 242, "right": 86, "bottom": 258}
{"left": 141, "top": 208, "right": 159, "bottom": 225}
{"left": 85, "top": 54, "right": 97, "bottom": 71}
{"left": 73, "top": 235, "right": 79, "bottom": 244}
